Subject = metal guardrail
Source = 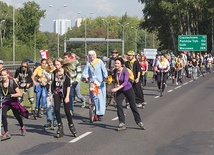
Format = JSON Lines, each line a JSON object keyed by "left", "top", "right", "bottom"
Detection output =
{"left": 4, "top": 63, "right": 35, "bottom": 70}
{"left": 3, "top": 61, "right": 86, "bottom": 70}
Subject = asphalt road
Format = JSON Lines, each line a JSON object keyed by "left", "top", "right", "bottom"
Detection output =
{"left": 1, "top": 72, "right": 214, "bottom": 155}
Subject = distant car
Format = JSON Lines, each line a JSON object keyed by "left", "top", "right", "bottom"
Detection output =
{"left": 24, "top": 58, "right": 34, "bottom": 63}
{"left": 33, "top": 62, "right": 40, "bottom": 71}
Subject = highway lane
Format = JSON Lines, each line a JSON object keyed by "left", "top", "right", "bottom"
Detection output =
{"left": 1, "top": 73, "right": 214, "bottom": 155}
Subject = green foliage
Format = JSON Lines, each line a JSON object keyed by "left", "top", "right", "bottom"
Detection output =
{"left": 139, "top": 0, "right": 214, "bottom": 53}
{"left": 0, "top": 1, "right": 158, "bottom": 61}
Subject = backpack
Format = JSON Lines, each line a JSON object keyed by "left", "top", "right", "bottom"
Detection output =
{"left": 125, "top": 67, "right": 134, "bottom": 82}
{"left": 113, "top": 67, "right": 134, "bottom": 83}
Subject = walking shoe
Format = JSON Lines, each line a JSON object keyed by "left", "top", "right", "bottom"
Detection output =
{"left": 21, "top": 126, "right": 26, "bottom": 136}
{"left": 142, "top": 102, "right": 147, "bottom": 106}
{"left": 1, "top": 132, "right": 10, "bottom": 141}
{"left": 138, "top": 122, "right": 145, "bottom": 130}
{"left": 136, "top": 103, "right": 143, "bottom": 108}
{"left": 176, "top": 82, "right": 178, "bottom": 85}
{"left": 117, "top": 123, "right": 126, "bottom": 131}
{"left": 126, "top": 103, "right": 130, "bottom": 109}
{"left": 97, "top": 115, "right": 103, "bottom": 121}
{"left": 93, "top": 115, "right": 99, "bottom": 121}
{"left": 81, "top": 102, "right": 86, "bottom": 108}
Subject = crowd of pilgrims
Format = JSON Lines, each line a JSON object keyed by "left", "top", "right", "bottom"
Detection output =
{"left": 0, "top": 49, "right": 213, "bottom": 140}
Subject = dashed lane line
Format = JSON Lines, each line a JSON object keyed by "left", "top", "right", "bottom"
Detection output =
{"left": 112, "top": 114, "right": 126, "bottom": 121}
{"left": 154, "top": 96, "right": 159, "bottom": 99}
{"left": 168, "top": 89, "right": 173, "bottom": 92}
{"left": 69, "top": 132, "right": 92, "bottom": 143}
{"left": 174, "top": 86, "right": 182, "bottom": 89}
{"left": 189, "top": 80, "right": 193, "bottom": 82}
{"left": 183, "top": 82, "right": 188, "bottom": 85}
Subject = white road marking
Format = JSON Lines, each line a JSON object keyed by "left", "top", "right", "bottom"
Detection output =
{"left": 189, "top": 80, "right": 193, "bottom": 82}
{"left": 112, "top": 114, "right": 126, "bottom": 121}
{"left": 174, "top": 86, "right": 182, "bottom": 89}
{"left": 183, "top": 82, "right": 188, "bottom": 85}
{"left": 154, "top": 96, "right": 159, "bottom": 99}
{"left": 112, "top": 117, "right": 119, "bottom": 121}
{"left": 168, "top": 89, "right": 173, "bottom": 92}
{"left": 69, "top": 132, "right": 92, "bottom": 143}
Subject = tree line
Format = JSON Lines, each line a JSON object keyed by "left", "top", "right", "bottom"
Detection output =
{"left": 0, "top": 1, "right": 213, "bottom": 62}
{"left": 139, "top": 0, "right": 214, "bottom": 54}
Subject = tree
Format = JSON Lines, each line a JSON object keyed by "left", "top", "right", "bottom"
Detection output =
{"left": 139, "top": 0, "right": 214, "bottom": 53}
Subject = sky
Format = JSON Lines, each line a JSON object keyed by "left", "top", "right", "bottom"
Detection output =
{"left": 1, "top": 0, "right": 144, "bottom": 32}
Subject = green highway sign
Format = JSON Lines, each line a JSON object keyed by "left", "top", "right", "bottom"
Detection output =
{"left": 178, "top": 35, "right": 207, "bottom": 51}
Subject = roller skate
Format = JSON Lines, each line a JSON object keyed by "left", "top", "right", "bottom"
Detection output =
{"left": 44, "top": 120, "right": 52, "bottom": 129}
{"left": 55, "top": 124, "right": 64, "bottom": 138}
{"left": 69, "top": 124, "right": 77, "bottom": 137}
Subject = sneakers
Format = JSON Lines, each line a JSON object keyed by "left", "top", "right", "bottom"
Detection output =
{"left": 21, "top": 126, "right": 26, "bottom": 136}
{"left": 93, "top": 115, "right": 98, "bottom": 121}
{"left": 176, "top": 82, "right": 178, "bottom": 85}
{"left": 1, "top": 132, "right": 10, "bottom": 141}
{"left": 138, "top": 122, "right": 145, "bottom": 130}
{"left": 117, "top": 123, "right": 126, "bottom": 131}
{"left": 142, "top": 102, "right": 147, "bottom": 106}
{"left": 136, "top": 103, "right": 143, "bottom": 108}
{"left": 126, "top": 103, "right": 130, "bottom": 109}
{"left": 81, "top": 102, "right": 86, "bottom": 108}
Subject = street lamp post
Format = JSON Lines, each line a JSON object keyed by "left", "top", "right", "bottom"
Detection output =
{"left": 0, "top": 20, "right": 5, "bottom": 46}
{"left": 13, "top": 0, "right": 15, "bottom": 64}
{"left": 131, "top": 26, "right": 138, "bottom": 53}
{"left": 102, "top": 18, "right": 114, "bottom": 57}
{"left": 118, "top": 22, "right": 129, "bottom": 55}
{"left": 212, "top": 17, "right": 214, "bottom": 53}
{"left": 34, "top": 24, "right": 41, "bottom": 62}
{"left": 78, "top": 12, "right": 93, "bottom": 56}
{"left": 49, "top": 4, "right": 67, "bottom": 57}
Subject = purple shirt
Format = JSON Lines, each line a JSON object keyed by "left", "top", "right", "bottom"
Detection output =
{"left": 114, "top": 68, "right": 132, "bottom": 91}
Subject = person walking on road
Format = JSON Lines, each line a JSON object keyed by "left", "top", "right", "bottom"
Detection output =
{"left": 1, "top": 69, "right": 29, "bottom": 141}
{"left": 111, "top": 57, "right": 145, "bottom": 131}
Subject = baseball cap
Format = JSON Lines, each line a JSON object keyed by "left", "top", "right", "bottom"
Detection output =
{"left": 0, "top": 60, "right": 4, "bottom": 64}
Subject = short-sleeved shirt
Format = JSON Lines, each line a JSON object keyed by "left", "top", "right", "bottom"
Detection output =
{"left": 14, "top": 67, "right": 33, "bottom": 88}
{"left": 33, "top": 66, "right": 45, "bottom": 82}
{"left": 0, "top": 79, "right": 18, "bottom": 101}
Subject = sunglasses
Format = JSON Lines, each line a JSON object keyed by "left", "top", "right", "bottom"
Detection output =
{"left": 128, "top": 55, "right": 133, "bottom": 56}
{"left": 22, "top": 66, "right": 27, "bottom": 68}
{"left": 112, "top": 52, "right": 118, "bottom": 54}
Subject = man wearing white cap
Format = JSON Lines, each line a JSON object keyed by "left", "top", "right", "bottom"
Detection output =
{"left": 82, "top": 50, "right": 108, "bottom": 121}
